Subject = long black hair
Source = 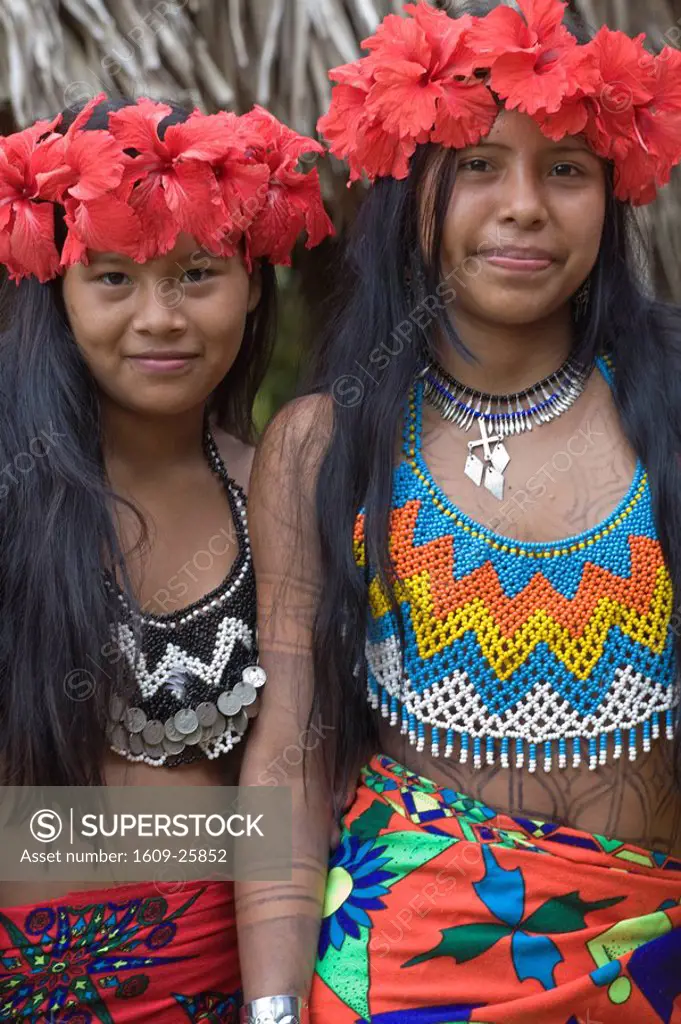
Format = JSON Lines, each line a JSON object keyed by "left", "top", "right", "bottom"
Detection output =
{"left": 0, "top": 97, "right": 276, "bottom": 786}
{"left": 306, "top": 1, "right": 681, "bottom": 801}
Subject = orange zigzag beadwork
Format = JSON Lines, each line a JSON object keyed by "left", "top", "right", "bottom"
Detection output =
{"left": 355, "top": 357, "right": 677, "bottom": 773}
{"left": 356, "top": 503, "right": 671, "bottom": 678}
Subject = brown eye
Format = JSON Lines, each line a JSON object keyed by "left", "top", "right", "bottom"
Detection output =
{"left": 459, "top": 158, "right": 491, "bottom": 173}
{"left": 552, "top": 163, "right": 581, "bottom": 177}
{"left": 97, "top": 272, "right": 131, "bottom": 286}
{"left": 181, "top": 268, "right": 215, "bottom": 284}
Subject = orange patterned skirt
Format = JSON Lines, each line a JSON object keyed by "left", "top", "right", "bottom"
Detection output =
{"left": 310, "top": 755, "right": 681, "bottom": 1023}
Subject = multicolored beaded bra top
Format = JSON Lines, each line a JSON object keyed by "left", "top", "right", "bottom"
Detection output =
{"left": 354, "top": 357, "right": 678, "bottom": 772}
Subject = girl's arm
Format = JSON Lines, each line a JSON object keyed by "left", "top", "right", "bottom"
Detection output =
{"left": 236, "top": 397, "right": 334, "bottom": 1009}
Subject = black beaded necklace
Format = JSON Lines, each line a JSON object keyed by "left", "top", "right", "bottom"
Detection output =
{"left": 104, "top": 429, "right": 265, "bottom": 767}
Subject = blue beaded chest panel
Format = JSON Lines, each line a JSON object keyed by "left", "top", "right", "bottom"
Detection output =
{"left": 354, "top": 358, "right": 678, "bottom": 772}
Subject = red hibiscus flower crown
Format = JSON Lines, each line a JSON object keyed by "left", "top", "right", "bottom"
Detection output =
{"left": 317, "top": 0, "right": 681, "bottom": 205}
{"left": 0, "top": 94, "right": 335, "bottom": 284}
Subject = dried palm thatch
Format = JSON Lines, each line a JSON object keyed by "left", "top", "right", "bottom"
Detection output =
{"left": 0, "top": 0, "right": 680, "bottom": 297}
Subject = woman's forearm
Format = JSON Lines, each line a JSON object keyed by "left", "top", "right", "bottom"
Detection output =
{"left": 236, "top": 879, "right": 325, "bottom": 1000}
{"left": 235, "top": 739, "right": 331, "bottom": 1002}
{"left": 240, "top": 402, "right": 336, "bottom": 1005}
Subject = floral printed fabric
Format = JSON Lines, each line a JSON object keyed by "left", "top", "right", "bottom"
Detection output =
{"left": 310, "top": 755, "right": 681, "bottom": 1023}
{"left": 0, "top": 879, "right": 240, "bottom": 1022}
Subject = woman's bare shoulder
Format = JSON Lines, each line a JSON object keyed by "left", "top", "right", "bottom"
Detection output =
{"left": 213, "top": 395, "right": 332, "bottom": 498}
{"left": 255, "top": 394, "right": 334, "bottom": 480}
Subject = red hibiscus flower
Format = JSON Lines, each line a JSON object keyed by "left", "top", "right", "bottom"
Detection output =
{"left": 583, "top": 27, "right": 654, "bottom": 160}
{"left": 240, "top": 106, "right": 325, "bottom": 171}
{"left": 239, "top": 106, "right": 334, "bottom": 266}
{"left": 431, "top": 79, "right": 499, "bottom": 149}
{"left": 364, "top": 17, "right": 441, "bottom": 137}
{"left": 58, "top": 178, "right": 143, "bottom": 272}
{"left": 467, "top": 0, "right": 567, "bottom": 63}
{"left": 629, "top": 46, "right": 681, "bottom": 171}
{"left": 352, "top": 119, "right": 418, "bottom": 182}
{"left": 59, "top": 194, "right": 141, "bottom": 270}
{"left": 467, "top": 0, "right": 597, "bottom": 116}
{"left": 533, "top": 93, "right": 591, "bottom": 140}
{"left": 0, "top": 118, "right": 65, "bottom": 282}
{"left": 319, "top": 4, "right": 495, "bottom": 179}
{"left": 194, "top": 110, "right": 270, "bottom": 257}
{"left": 49, "top": 93, "right": 143, "bottom": 269}
{"left": 365, "top": 8, "right": 482, "bottom": 140}
{"left": 582, "top": 30, "right": 681, "bottom": 201}
{"left": 612, "top": 152, "right": 659, "bottom": 205}
{"left": 35, "top": 94, "right": 130, "bottom": 204}
{"left": 530, "top": 44, "right": 601, "bottom": 140}
{"left": 318, "top": 61, "right": 379, "bottom": 180}
{"left": 317, "top": 80, "right": 369, "bottom": 170}
{"left": 108, "top": 97, "right": 228, "bottom": 260}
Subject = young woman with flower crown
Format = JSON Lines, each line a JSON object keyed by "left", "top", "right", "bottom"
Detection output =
{"left": 0, "top": 94, "right": 332, "bottom": 1020}
{"left": 237, "top": 1, "right": 681, "bottom": 1022}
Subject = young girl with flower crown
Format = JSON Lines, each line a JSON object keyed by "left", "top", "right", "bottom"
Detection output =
{"left": 0, "top": 93, "right": 332, "bottom": 1020}
{"left": 236, "top": 1, "right": 681, "bottom": 1022}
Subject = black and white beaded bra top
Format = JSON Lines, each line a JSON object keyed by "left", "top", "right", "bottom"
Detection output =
{"left": 104, "top": 430, "right": 265, "bottom": 767}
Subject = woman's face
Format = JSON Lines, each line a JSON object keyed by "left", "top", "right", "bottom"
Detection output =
{"left": 62, "top": 232, "right": 261, "bottom": 418}
{"left": 439, "top": 109, "right": 607, "bottom": 326}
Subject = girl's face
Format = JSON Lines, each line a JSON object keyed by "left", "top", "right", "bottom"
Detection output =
{"left": 440, "top": 109, "right": 607, "bottom": 326}
{"left": 62, "top": 232, "right": 261, "bottom": 418}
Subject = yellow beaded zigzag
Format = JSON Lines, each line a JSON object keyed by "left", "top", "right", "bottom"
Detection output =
{"left": 355, "top": 500, "right": 672, "bottom": 680}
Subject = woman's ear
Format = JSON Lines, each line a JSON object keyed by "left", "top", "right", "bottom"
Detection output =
{"left": 247, "top": 261, "right": 263, "bottom": 313}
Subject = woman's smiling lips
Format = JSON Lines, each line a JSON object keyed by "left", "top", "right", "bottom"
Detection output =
{"left": 480, "top": 245, "right": 556, "bottom": 272}
{"left": 128, "top": 350, "right": 199, "bottom": 373}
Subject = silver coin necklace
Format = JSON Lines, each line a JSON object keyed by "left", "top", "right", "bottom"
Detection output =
{"left": 422, "top": 355, "right": 592, "bottom": 501}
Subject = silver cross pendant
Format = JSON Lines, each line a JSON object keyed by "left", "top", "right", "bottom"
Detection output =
{"left": 464, "top": 419, "right": 510, "bottom": 501}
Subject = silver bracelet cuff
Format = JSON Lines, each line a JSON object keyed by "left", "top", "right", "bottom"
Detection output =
{"left": 239, "top": 995, "right": 309, "bottom": 1024}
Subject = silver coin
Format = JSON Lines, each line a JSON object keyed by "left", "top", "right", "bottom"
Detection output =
{"left": 174, "top": 708, "right": 199, "bottom": 735}
{"left": 209, "top": 712, "right": 227, "bottom": 739}
{"left": 231, "top": 681, "right": 245, "bottom": 701}
{"left": 108, "top": 694, "right": 125, "bottom": 721}
{"left": 230, "top": 709, "right": 249, "bottom": 735}
{"left": 242, "top": 665, "right": 267, "bottom": 689}
{"left": 124, "top": 707, "right": 147, "bottom": 733}
{"left": 164, "top": 717, "right": 184, "bottom": 742}
{"left": 109, "top": 724, "right": 128, "bottom": 751}
{"left": 217, "top": 691, "right": 242, "bottom": 717}
{"left": 142, "top": 719, "right": 165, "bottom": 745}
{"left": 143, "top": 742, "right": 165, "bottom": 760}
{"left": 184, "top": 725, "right": 204, "bottom": 745}
{"left": 238, "top": 682, "right": 257, "bottom": 707}
{"left": 200, "top": 724, "right": 215, "bottom": 742}
{"left": 162, "top": 736, "right": 185, "bottom": 755}
{"left": 196, "top": 701, "right": 218, "bottom": 727}
{"left": 129, "top": 732, "right": 144, "bottom": 756}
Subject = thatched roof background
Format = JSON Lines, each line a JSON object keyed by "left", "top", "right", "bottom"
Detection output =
{"left": 0, "top": 0, "right": 680, "bottom": 299}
